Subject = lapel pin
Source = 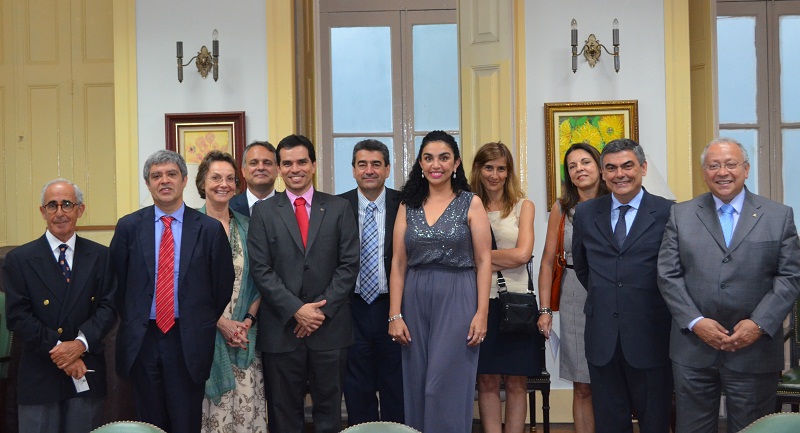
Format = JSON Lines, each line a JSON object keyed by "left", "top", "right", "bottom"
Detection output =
{"left": 320, "top": 208, "right": 325, "bottom": 212}
{"left": 753, "top": 214, "right": 757, "bottom": 217}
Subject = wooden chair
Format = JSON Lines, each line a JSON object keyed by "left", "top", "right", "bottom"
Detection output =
{"left": 776, "top": 299, "right": 800, "bottom": 411}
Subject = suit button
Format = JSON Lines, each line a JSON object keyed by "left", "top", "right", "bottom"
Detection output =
{"left": 613, "top": 313, "right": 619, "bottom": 318}
{"left": 617, "top": 282, "right": 623, "bottom": 287}
{"left": 91, "top": 296, "right": 95, "bottom": 301}
{"left": 618, "top": 256, "right": 623, "bottom": 260}
{"left": 721, "top": 284, "right": 726, "bottom": 289}
{"left": 722, "top": 257, "right": 730, "bottom": 263}
{"left": 43, "top": 299, "right": 50, "bottom": 306}
{"left": 304, "top": 265, "right": 310, "bottom": 271}
{"left": 57, "top": 327, "right": 63, "bottom": 334}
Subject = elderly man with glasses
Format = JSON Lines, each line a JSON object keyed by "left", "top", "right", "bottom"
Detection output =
{"left": 3, "top": 178, "right": 117, "bottom": 433}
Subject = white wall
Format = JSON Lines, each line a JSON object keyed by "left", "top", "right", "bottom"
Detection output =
{"left": 525, "top": 0, "right": 668, "bottom": 390}
{"left": 135, "top": 0, "right": 268, "bottom": 205}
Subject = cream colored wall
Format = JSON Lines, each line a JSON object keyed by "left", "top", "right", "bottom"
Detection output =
{"left": 0, "top": 0, "right": 118, "bottom": 247}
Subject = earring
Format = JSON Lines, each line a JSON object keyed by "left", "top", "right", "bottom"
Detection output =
{"left": 452, "top": 172, "right": 456, "bottom": 179}
{"left": 421, "top": 173, "right": 425, "bottom": 179}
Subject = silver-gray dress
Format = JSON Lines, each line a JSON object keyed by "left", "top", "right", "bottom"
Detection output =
{"left": 559, "top": 212, "right": 591, "bottom": 383}
{"left": 402, "top": 191, "right": 479, "bottom": 433}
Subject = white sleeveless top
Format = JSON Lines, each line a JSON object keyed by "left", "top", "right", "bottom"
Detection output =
{"left": 488, "top": 199, "right": 531, "bottom": 298}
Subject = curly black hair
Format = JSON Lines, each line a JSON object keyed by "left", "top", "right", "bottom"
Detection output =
{"left": 400, "top": 130, "right": 470, "bottom": 208}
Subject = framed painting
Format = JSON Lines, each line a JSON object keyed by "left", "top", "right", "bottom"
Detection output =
{"left": 165, "top": 111, "right": 246, "bottom": 208}
{"left": 544, "top": 100, "right": 638, "bottom": 205}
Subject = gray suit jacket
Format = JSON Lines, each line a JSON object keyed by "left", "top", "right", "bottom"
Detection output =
{"left": 657, "top": 190, "right": 800, "bottom": 373}
{"left": 248, "top": 190, "right": 360, "bottom": 353}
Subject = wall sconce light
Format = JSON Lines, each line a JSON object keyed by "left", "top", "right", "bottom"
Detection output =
{"left": 571, "top": 19, "right": 619, "bottom": 73}
{"left": 177, "top": 29, "right": 219, "bottom": 83}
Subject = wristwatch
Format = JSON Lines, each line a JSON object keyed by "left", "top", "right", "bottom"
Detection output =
{"left": 244, "top": 313, "right": 258, "bottom": 324}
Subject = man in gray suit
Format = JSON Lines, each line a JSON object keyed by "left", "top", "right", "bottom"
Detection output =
{"left": 658, "top": 137, "right": 800, "bottom": 433}
{"left": 248, "top": 134, "right": 360, "bottom": 433}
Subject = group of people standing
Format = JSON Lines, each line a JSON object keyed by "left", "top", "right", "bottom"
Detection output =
{"left": 3, "top": 130, "right": 800, "bottom": 433}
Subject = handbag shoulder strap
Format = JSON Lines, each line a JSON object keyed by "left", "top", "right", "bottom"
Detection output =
{"left": 490, "top": 228, "right": 508, "bottom": 293}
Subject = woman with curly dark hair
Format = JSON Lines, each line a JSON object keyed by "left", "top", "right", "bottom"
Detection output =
{"left": 388, "top": 130, "right": 492, "bottom": 432}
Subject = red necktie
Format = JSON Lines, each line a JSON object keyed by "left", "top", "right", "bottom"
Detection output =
{"left": 156, "top": 216, "right": 176, "bottom": 333}
{"left": 294, "top": 197, "right": 309, "bottom": 248}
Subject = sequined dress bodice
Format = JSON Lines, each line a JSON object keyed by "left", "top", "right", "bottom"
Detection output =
{"left": 405, "top": 191, "right": 475, "bottom": 269}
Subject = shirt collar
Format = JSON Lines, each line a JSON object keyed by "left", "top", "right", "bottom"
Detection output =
{"left": 285, "top": 186, "right": 315, "bottom": 206}
{"left": 611, "top": 188, "right": 645, "bottom": 210}
{"left": 154, "top": 203, "right": 185, "bottom": 223}
{"left": 246, "top": 188, "right": 275, "bottom": 208}
{"left": 357, "top": 187, "right": 386, "bottom": 211}
{"left": 712, "top": 189, "right": 746, "bottom": 214}
{"left": 45, "top": 230, "right": 76, "bottom": 252}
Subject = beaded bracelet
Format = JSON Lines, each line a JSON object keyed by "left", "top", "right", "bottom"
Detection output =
{"left": 538, "top": 308, "right": 553, "bottom": 317}
{"left": 388, "top": 314, "right": 404, "bottom": 322}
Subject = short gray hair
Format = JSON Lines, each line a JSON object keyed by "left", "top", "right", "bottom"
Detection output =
{"left": 700, "top": 137, "right": 750, "bottom": 166}
{"left": 600, "top": 138, "right": 646, "bottom": 165}
{"left": 143, "top": 150, "right": 188, "bottom": 181}
{"left": 41, "top": 179, "right": 84, "bottom": 205}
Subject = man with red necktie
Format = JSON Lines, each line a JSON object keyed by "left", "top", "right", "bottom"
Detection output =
{"left": 109, "top": 150, "right": 233, "bottom": 433}
{"left": 248, "top": 134, "right": 359, "bottom": 433}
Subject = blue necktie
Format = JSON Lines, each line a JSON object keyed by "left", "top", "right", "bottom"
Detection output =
{"left": 57, "top": 244, "right": 71, "bottom": 283}
{"left": 613, "top": 205, "right": 631, "bottom": 249}
{"left": 359, "top": 203, "right": 380, "bottom": 304}
{"left": 720, "top": 204, "right": 735, "bottom": 247}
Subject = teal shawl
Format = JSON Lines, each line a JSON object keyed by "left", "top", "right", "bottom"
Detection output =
{"left": 199, "top": 206, "right": 260, "bottom": 403}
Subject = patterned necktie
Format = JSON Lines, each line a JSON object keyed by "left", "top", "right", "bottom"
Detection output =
{"left": 57, "top": 244, "right": 71, "bottom": 283}
{"left": 613, "top": 205, "right": 631, "bottom": 248}
{"left": 156, "top": 216, "right": 176, "bottom": 333}
{"left": 359, "top": 203, "right": 380, "bottom": 304}
{"left": 719, "top": 204, "right": 735, "bottom": 247}
{"left": 294, "top": 197, "right": 309, "bottom": 248}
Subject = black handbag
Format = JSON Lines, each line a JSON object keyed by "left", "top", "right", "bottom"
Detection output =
{"left": 492, "top": 229, "right": 539, "bottom": 334}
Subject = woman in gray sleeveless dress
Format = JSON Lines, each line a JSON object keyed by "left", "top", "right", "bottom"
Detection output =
{"left": 537, "top": 143, "right": 608, "bottom": 433}
{"left": 388, "top": 131, "right": 492, "bottom": 433}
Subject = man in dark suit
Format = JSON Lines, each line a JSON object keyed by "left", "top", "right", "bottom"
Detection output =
{"left": 3, "top": 179, "right": 116, "bottom": 433}
{"left": 658, "top": 138, "right": 800, "bottom": 433}
{"left": 338, "top": 139, "right": 404, "bottom": 425}
{"left": 572, "top": 138, "right": 674, "bottom": 433}
{"left": 109, "top": 150, "right": 234, "bottom": 432}
{"left": 249, "top": 134, "right": 360, "bottom": 433}
{"left": 230, "top": 140, "right": 278, "bottom": 216}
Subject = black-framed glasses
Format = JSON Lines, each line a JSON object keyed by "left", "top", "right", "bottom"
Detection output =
{"left": 43, "top": 200, "right": 78, "bottom": 214}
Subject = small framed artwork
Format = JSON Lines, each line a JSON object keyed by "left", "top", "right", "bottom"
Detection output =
{"left": 165, "top": 111, "right": 246, "bottom": 208}
{"left": 544, "top": 100, "right": 638, "bottom": 205}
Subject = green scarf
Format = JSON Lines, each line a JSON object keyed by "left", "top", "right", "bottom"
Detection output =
{"left": 199, "top": 206, "right": 260, "bottom": 403}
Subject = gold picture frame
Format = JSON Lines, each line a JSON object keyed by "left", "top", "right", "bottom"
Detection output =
{"left": 544, "top": 100, "right": 638, "bottom": 205}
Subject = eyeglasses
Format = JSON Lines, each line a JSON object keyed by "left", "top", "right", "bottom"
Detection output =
{"left": 703, "top": 162, "right": 746, "bottom": 172}
{"left": 208, "top": 174, "right": 238, "bottom": 185}
{"left": 43, "top": 200, "right": 78, "bottom": 214}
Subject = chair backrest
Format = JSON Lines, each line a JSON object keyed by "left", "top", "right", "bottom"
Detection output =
{"left": 0, "top": 291, "right": 13, "bottom": 379}
{"left": 741, "top": 413, "right": 800, "bottom": 432}
{"left": 91, "top": 421, "right": 167, "bottom": 433}
{"left": 341, "top": 421, "right": 422, "bottom": 433}
{"left": 790, "top": 299, "right": 800, "bottom": 369}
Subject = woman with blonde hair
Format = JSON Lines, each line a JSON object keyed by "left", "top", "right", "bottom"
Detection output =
{"left": 471, "top": 141, "right": 541, "bottom": 433}
{"left": 537, "top": 142, "right": 609, "bottom": 433}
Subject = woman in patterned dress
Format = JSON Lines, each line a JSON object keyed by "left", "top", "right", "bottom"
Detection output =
{"left": 196, "top": 150, "right": 267, "bottom": 433}
{"left": 537, "top": 143, "right": 608, "bottom": 433}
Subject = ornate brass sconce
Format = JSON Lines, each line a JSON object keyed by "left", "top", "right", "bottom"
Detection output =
{"left": 571, "top": 19, "right": 620, "bottom": 73}
{"left": 177, "top": 29, "right": 220, "bottom": 83}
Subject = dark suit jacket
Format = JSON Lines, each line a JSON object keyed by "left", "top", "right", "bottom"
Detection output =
{"left": 229, "top": 192, "right": 249, "bottom": 216}
{"left": 658, "top": 190, "right": 800, "bottom": 373}
{"left": 572, "top": 190, "right": 674, "bottom": 369}
{"left": 3, "top": 235, "right": 116, "bottom": 404}
{"left": 248, "top": 190, "right": 360, "bottom": 353}
{"left": 109, "top": 205, "right": 234, "bottom": 384}
{"left": 339, "top": 187, "right": 401, "bottom": 284}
